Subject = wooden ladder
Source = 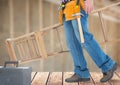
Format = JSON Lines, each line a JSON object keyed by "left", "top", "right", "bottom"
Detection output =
{"left": 5, "top": 2, "right": 120, "bottom": 64}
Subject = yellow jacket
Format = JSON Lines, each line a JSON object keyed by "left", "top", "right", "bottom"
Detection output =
{"left": 59, "top": 0, "right": 85, "bottom": 24}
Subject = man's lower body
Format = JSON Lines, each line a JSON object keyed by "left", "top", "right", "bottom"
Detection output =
{"left": 63, "top": 9, "right": 117, "bottom": 82}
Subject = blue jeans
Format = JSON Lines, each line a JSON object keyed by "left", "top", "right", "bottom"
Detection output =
{"left": 63, "top": 9, "right": 115, "bottom": 78}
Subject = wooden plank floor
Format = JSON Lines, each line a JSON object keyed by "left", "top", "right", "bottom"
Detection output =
{"left": 31, "top": 72, "right": 120, "bottom": 85}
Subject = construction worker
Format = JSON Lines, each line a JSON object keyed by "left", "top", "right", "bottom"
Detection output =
{"left": 59, "top": 0, "right": 117, "bottom": 83}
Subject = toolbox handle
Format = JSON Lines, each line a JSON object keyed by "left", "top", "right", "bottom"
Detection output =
{"left": 4, "top": 61, "right": 19, "bottom": 67}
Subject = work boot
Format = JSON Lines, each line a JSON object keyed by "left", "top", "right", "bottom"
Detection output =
{"left": 65, "top": 73, "right": 90, "bottom": 82}
{"left": 100, "top": 63, "right": 117, "bottom": 82}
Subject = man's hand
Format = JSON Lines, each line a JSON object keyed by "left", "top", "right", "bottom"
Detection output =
{"left": 84, "top": 0, "right": 94, "bottom": 14}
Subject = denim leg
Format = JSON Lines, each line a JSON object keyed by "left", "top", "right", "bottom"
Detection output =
{"left": 63, "top": 18, "right": 90, "bottom": 78}
{"left": 74, "top": 9, "right": 115, "bottom": 73}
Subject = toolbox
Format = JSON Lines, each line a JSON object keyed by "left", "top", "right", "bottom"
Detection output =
{"left": 0, "top": 61, "right": 32, "bottom": 85}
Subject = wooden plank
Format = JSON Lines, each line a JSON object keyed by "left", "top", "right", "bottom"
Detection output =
{"left": 31, "top": 72, "right": 37, "bottom": 81}
{"left": 115, "top": 72, "right": 120, "bottom": 78}
{"left": 47, "top": 51, "right": 69, "bottom": 57}
{"left": 30, "top": 72, "right": 120, "bottom": 85}
{"left": 8, "top": 32, "right": 34, "bottom": 42}
{"left": 26, "top": 0, "right": 30, "bottom": 33}
{"left": 92, "top": 2, "right": 120, "bottom": 13}
{"left": 5, "top": 40, "right": 17, "bottom": 61}
{"left": 40, "top": 23, "right": 62, "bottom": 34}
{"left": 100, "top": 39, "right": 120, "bottom": 45}
{"left": 63, "top": 72, "right": 78, "bottom": 85}
{"left": 27, "top": 38, "right": 37, "bottom": 58}
{"left": 23, "top": 40, "right": 32, "bottom": 58}
{"left": 9, "top": 0, "right": 14, "bottom": 38}
{"left": 18, "top": 56, "right": 41, "bottom": 64}
{"left": 31, "top": 72, "right": 49, "bottom": 85}
{"left": 56, "top": 28, "right": 64, "bottom": 51}
{"left": 39, "top": 0, "right": 43, "bottom": 29}
{"left": 17, "top": 39, "right": 33, "bottom": 60}
{"left": 34, "top": 32, "right": 47, "bottom": 58}
{"left": 109, "top": 72, "right": 120, "bottom": 85}
{"left": 16, "top": 44, "right": 23, "bottom": 59}
{"left": 90, "top": 72, "right": 110, "bottom": 85}
{"left": 47, "top": 72, "right": 62, "bottom": 85}
{"left": 19, "top": 43, "right": 25, "bottom": 58}
{"left": 98, "top": 11, "right": 108, "bottom": 42}
{"left": 50, "top": 3, "right": 54, "bottom": 51}
{"left": 26, "top": 39, "right": 34, "bottom": 58}
{"left": 32, "top": 38, "right": 40, "bottom": 57}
